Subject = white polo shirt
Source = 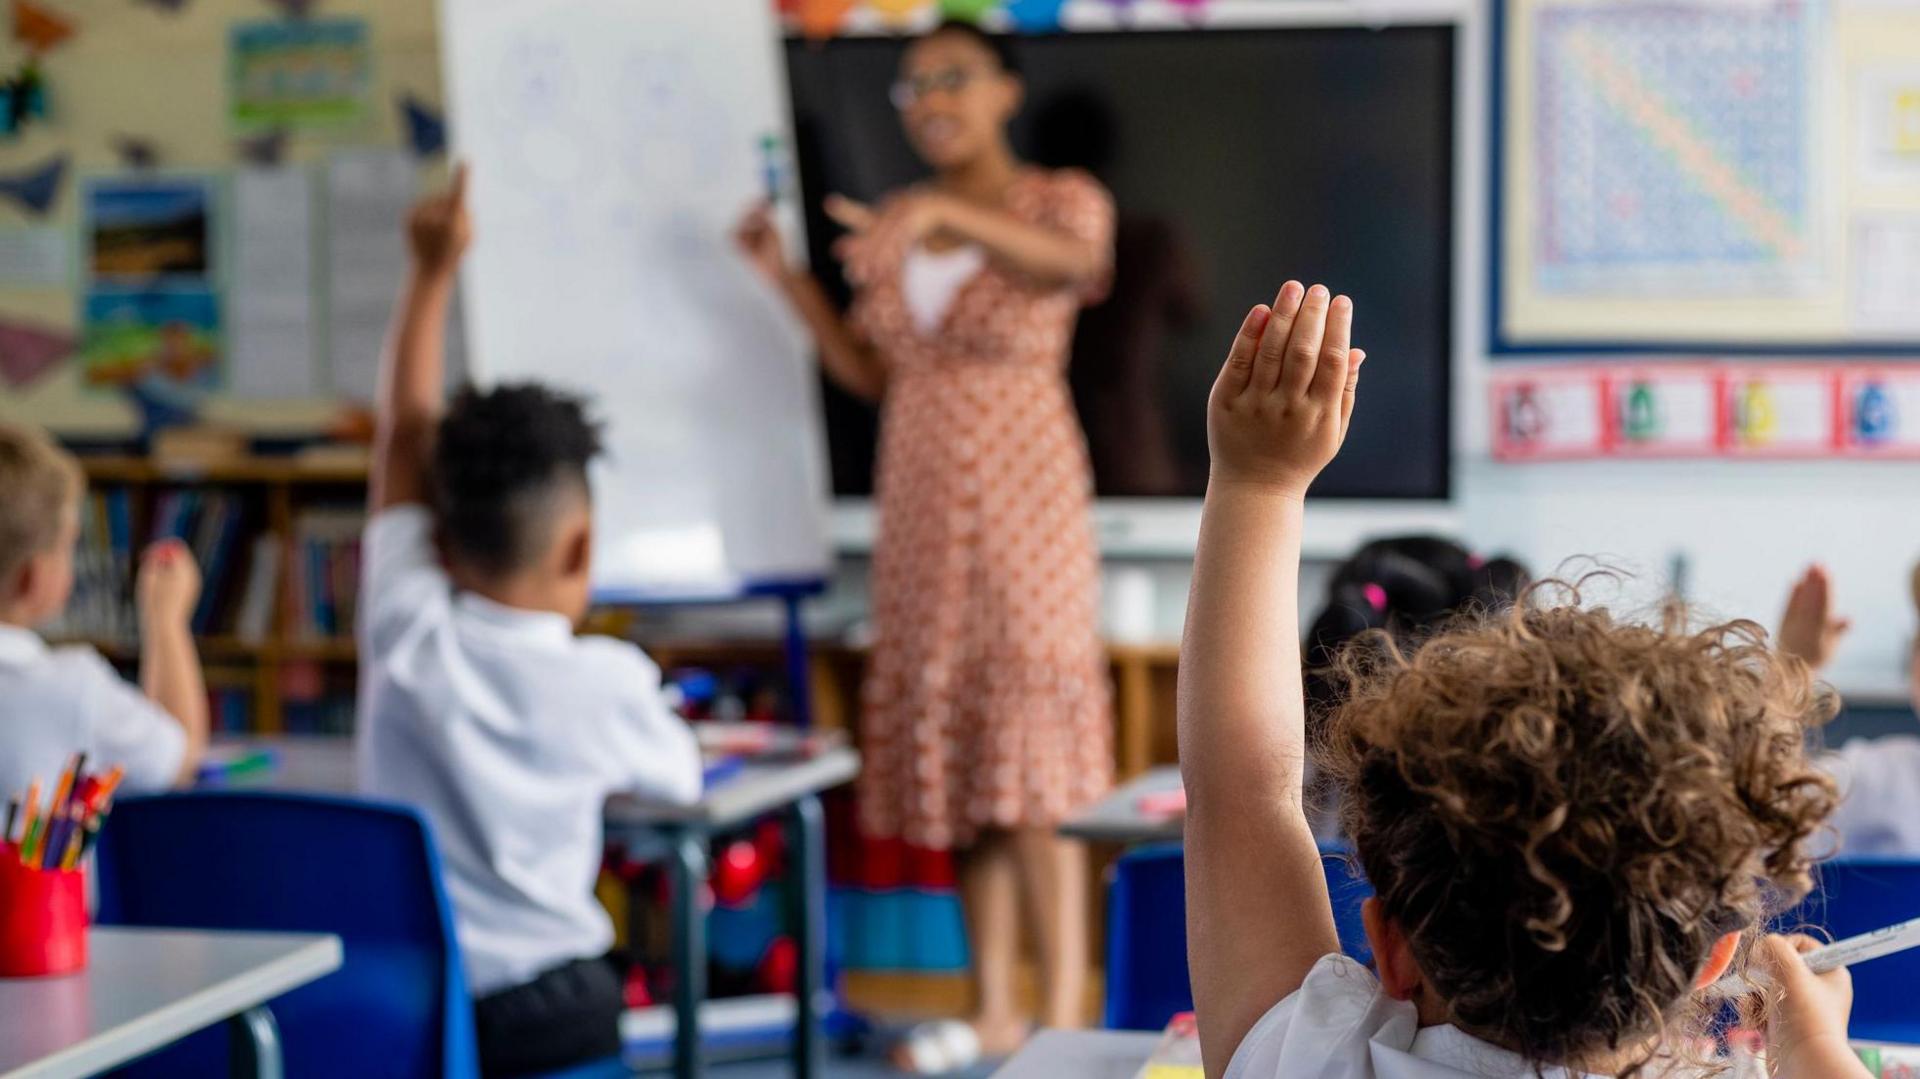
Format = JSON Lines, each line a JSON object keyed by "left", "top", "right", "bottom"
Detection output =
{"left": 1226, "top": 955, "right": 1617, "bottom": 1079}
{"left": 355, "top": 505, "right": 702, "bottom": 997}
{"left": 0, "top": 624, "right": 186, "bottom": 801}
{"left": 1823, "top": 735, "right": 1920, "bottom": 857}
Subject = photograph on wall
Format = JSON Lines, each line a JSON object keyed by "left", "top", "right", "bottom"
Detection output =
{"left": 85, "top": 177, "right": 215, "bottom": 283}
{"left": 229, "top": 17, "right": 373, "bottom": 129}
{"left": 79, "top": 287, "right": 222, "bottom": 393}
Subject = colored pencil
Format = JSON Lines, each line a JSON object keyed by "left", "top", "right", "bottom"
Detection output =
{"left": 18, "top": 779, "right": 41, "bottom": 865}
{"left": 39, "top": 756, "right": 78, "bottom": 868}
{"left": 3, "top": 798, "right": 16, "bottom": 847}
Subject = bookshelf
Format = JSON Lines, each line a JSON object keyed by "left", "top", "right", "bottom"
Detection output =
{"left": 51, "top": 453, "right": 1184, "bottom": 771}
{"left": 55, "top": 453, "right": 371, "bottom": 734}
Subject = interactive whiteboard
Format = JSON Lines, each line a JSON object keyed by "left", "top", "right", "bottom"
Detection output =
{"left": 438, "top": 0, "right": 830, "bottom": 597}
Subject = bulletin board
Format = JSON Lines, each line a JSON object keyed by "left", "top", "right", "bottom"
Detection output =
{"left": 1492, "top": 0, "right": 1920, "bottom": 355}
{"left": 0, "top": 0, "right": 451, "bottom": 438}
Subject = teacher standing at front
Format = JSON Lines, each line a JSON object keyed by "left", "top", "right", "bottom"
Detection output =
{"left": 736, "top": 20, "right": 1114, "bottom": 1067}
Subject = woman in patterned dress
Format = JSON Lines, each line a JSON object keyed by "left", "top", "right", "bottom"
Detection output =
{"left": 737, "top": 20, "right": 1115, "bottom": 1064}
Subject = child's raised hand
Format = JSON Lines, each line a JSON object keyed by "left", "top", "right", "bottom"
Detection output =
{"left": 1777, "top": 564, "right": 1850, "bottom": 673}
{"left": 406, "top": 163, "right": 471, "bottom": 279}
{"left": 136, "top": 538, "right": 201, "bottom": 630}
{"left": 1757, "top": 934, "right": 1859, "bottom": 1073}
{"left": 1206, "top": 281, "right": 1364, "bottom": 498}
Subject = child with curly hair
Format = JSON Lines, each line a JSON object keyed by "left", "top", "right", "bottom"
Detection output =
{"left": 1178, "top": 281, "right": 1864, "bottom": 1078}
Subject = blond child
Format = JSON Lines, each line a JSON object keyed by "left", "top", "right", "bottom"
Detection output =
{"left": 0, "top": 422, "right": 208, "bottom": 799}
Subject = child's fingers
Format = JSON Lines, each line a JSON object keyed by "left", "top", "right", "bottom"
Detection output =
{"left": 448, "top": 162, "right": 470, "bottom": 207}
{"left": 1253, "top": 281, "right": 1304, "bottom": 392}
{"left": 1341, "top": 348, "right": 1365, "bottom": 431}
{"left": 1308, "top": 294, "right": 1353, "bottom": 403}
{"left": 1279, "top": 284, "right": 1330, "bottom": 400}
{"left": 1217, "top": 304, "right": 1271, "bottom": 400}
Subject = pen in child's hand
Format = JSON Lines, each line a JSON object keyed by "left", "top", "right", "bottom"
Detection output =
{"left": 1711, "top": 915, "right": 1920, "bottom": 997}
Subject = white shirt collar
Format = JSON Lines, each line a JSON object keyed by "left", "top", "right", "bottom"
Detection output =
{"left": 453, "top": 591, "right": 575, "bottom": 645}
{"left": 0, "top": 622, "right": 48, "bottom": 666}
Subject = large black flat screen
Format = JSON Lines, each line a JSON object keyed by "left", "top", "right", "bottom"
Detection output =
{"left": 785, "top": 25, "right": 1454, "bottom": 500}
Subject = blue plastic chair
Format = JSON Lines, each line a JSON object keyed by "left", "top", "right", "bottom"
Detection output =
{"left": 1102, "top": 842, "right": 1374, "bottom": 1030}
{"left": 1782, "top": 857, "right": 1920, "bottom": 1044}
{"left": 94, "top": 791, "right": 482, "bottom": 1079}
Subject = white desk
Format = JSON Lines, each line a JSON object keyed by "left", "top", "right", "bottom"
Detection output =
{"left": 993, "top": 1030, "right": 1163, "bottom": 1079}
{"left": 0, "top": 927, "right": 342, "bottom": 1079}
{"left": 1060, "top": 767, "right": 1184, "bottom": 845}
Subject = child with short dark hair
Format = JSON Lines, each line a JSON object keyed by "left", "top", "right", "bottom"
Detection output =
{"left": 1179, "top": 281, "right": 1864, "bottom": 1078}
{"left": 355, "top": 166, "right": 702, "bottom": 1078}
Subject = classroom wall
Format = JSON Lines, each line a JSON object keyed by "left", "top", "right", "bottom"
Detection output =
{"left": 0, "top": 0, "right": 449, "bottom": 437}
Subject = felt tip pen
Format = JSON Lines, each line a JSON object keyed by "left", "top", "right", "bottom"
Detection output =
{"left": 1712, "top": 915, "right": 1920, "bottom": 998}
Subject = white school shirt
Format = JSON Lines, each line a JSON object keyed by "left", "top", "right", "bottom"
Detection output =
{"left": 0, "top": 624, "right": 185, "bottom": 800}
{"left": 1226, "top": 955, "right": 1621, "bottom": 1079}
{"left": 355, "top": 506, "right": 702, "bottom": 997}
{"left": 1822, "top": 735, "right": 1920, "bottom": 857}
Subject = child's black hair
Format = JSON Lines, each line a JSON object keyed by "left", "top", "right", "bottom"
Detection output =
{"left": 430, "top": 382, "right": 603, "bottom": 578}
{"left": 1303, "top": 536, "right": 1530, "bottom": 732}
{"left": 919, "top": 18, "right": 1021, "bottom": 77}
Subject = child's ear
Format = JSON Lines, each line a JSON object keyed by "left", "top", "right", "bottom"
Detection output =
{"left": 561, "top": 521, "right": 591, "bottom": 578}
{"left": 1693, "top": 931, "right": 1743, "bottom": 991}
{"left": 1363, "top": 896, "right": 1423, "bottom": 1002}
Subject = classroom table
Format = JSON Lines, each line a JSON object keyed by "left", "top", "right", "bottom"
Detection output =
{"left": 991, "top": 1030, "right": 1163, "bottom": 1079}
{"left": 1059, "top": 766, "right": 1184, "bottom": 845}
{"left": 0, "top": 927, "right": 343, "bottom": 1079}
{"left": 200, "top": 734, "right": 860, "bottom": 1079}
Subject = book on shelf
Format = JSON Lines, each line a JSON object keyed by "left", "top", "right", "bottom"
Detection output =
{"left": 51, "top": 486, "right": 135, "bottom": 644}
{"left": 234, "top": 535, "right": 280, "bottom": 644}
{"left": 287, "top": 508, "right": 365, "bottom": 642}
{"left": 149, "top": 488, "right": 251, "bottom": 635}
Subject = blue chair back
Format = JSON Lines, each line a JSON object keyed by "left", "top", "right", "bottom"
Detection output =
{"left": 93, "top": 791, "right": 481, "bottom": 1079}
{"left": 1783, "top": 857, "right": 1920, "bottom": 1044}
{"left": 1102, "top": 842, "right": 1374, "bottom": 1030}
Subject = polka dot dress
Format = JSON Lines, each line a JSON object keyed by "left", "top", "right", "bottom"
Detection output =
{"left": 848, "top": 169, "right": 1116, "bottom": 851}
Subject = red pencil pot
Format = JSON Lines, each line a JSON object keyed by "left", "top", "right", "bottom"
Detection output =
{"left": 0, "top": 851, "right": 87, "bottom": 977}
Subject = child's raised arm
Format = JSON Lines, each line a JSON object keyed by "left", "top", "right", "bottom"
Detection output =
{"left": 371, "top": 164, "right": 470, "bottom": 512}
{"left": 1178, "top": 282, "right": 1363, "bottom": 1077}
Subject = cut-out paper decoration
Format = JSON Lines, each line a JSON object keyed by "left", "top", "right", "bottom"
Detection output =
{"left": 0, "top": 317, "right": 72, "bottom": 389}
{"left": 398, "top": 93, "right": 445, "bottom": 157}
{"left": 797, "top": 0, "right": 855, "bottom": 39}
{"left": 0, "top": 153, "right": 66, "bottom": 215}
{"left": 12, "top": 0, "right": 72, "bottom": 53}
{"left": 869, "top": 0, "right": 934, "bottom": 23}
{"left": 937, "top": 0, "right": 998, "bottom": 21}
{"left": 235, "top": 127, "right": 289, "bottom": 166}
{"left": 1006, "top": 0, "right": 1068, "bottom": 30}
{"left": 111, "top": 134, "right": 161, "bottom": 170}
{"left": 0, "top": 60, "right": 46, "bottom": 136}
